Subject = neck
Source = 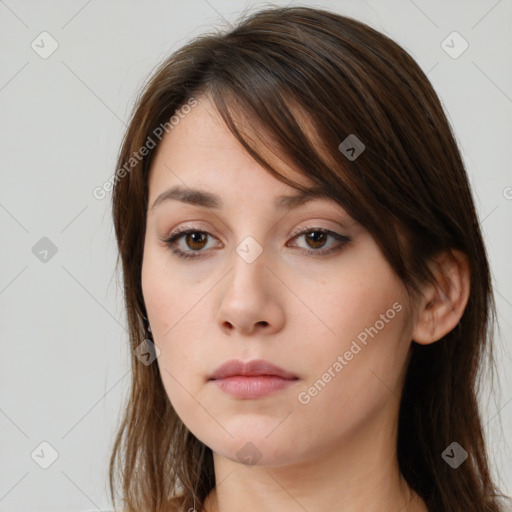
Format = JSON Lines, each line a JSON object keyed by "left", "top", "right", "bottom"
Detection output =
{"left": 201, "top": 409, "right": 427, "bottom": 512}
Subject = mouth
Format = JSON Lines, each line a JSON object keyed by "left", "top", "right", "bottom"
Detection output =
{"left": 208, "top": 359, "right": 299, "bottom": 399}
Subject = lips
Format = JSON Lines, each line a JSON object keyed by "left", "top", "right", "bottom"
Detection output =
{"left": 209, "top": 359, "right": 298, "bottom": 381}
{"left": 209, "top": 359, "right": 299, "bottom": 399}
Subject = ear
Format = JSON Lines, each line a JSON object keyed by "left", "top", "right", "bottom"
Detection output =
{"left": 412, "top": 249, "right": 470, "bottom": 345}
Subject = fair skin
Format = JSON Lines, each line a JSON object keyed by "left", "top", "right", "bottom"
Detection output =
{"left": 141, "top": 94, "right": 470, "bottom": 512}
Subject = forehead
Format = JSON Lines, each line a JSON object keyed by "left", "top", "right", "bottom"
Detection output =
{"left": 147, "top": 94, "right": 317, "bottom": 199}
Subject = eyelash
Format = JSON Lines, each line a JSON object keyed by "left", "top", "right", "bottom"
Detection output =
{"left": 162, "top": 226, "right": 351, "bottom": 260}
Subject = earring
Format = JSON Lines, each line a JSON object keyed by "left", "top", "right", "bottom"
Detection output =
{"left": 142, "top": 314, "right": 152, "bottom": 338}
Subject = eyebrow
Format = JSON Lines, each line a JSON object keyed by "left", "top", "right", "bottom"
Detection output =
{"left": 150, "top": 185, "right": 332, "bottom": 211}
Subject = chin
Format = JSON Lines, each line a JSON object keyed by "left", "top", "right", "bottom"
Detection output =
{"left": 201, "top": 429, "right": 302, "bottom": 468}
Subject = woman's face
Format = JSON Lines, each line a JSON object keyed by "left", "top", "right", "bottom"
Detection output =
{"left": 141, "top": 94, "right": 416, "bottom": 467}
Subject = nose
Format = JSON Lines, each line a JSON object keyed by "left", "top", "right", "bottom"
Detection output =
{"left": 215, "top": 245, "right": 286, "bottom": 336}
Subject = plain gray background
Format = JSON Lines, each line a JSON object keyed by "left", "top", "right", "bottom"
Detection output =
{"left": 1, "top": 0, "right": 511, "bottom": 510}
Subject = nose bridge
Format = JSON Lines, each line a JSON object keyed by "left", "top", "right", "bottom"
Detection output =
{"left": 228, "top": 233, "right": 270, "bottom": 300}
{"left": 235, "top": 233, "right": 266, "bottom": 266}
{"left": 215, "top": 232, "right": 285, "bottom": 334}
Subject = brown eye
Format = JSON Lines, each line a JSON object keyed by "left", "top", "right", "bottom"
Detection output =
{"left": 163, "top": 226, "right": 350, "bottom": 260}
{"left": 304, "top": 230, "right": 328, "bottom": 249}
{"left": 288, "top": 228, "right": 350, "bottom": 256}
{"left": 163, "top": 229, "right": 220, "bottom": 260}
{"left": 184, "top": 232, "right": 208, "bottom": 251}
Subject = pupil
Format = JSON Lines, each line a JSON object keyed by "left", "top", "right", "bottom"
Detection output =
{"left": 307, "top": 231, "right": 326, "bottom": 248}
{"left": 184, "top": 231, "right": 327, "bottom": 251}
{"left": 188, "top": 232, "right": 206, "bottom": 249}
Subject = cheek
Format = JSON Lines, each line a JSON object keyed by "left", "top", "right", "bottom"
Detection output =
{"left": 141, "top": 246, "right": 203, "bottom": 389}
{"left": 295, "top": 248, "right": 406, "bottom": 348}
{"left": 141, "top": 243, "right": 200, "bottom": 340}
{"left": 292, "top": 253, "right": 411, "bottom": 416}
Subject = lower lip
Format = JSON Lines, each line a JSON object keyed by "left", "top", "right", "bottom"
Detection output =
{"left": 211, "top": 375, "right": 297, "bottom": 398}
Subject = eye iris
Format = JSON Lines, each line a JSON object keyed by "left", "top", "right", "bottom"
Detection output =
{"left": 306, "top": 231, "right": 327, "bottom": 249}
{"left": 186, "top": 232, "right": 207, "bottom": 250}
{"left": 178, "top": 229, "right": 332, "bottom": 253}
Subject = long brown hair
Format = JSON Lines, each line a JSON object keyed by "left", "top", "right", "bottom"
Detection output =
{"left": 109, "top": 6, "right": 509, "bottom": 511}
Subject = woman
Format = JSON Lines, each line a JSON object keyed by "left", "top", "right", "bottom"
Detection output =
{"left": 108, "top": 6, "right": 509, "bottom": 512}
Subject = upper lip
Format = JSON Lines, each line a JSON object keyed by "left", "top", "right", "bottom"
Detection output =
{"left": 209, "top": 359, "right": 298, "bottom": 380}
